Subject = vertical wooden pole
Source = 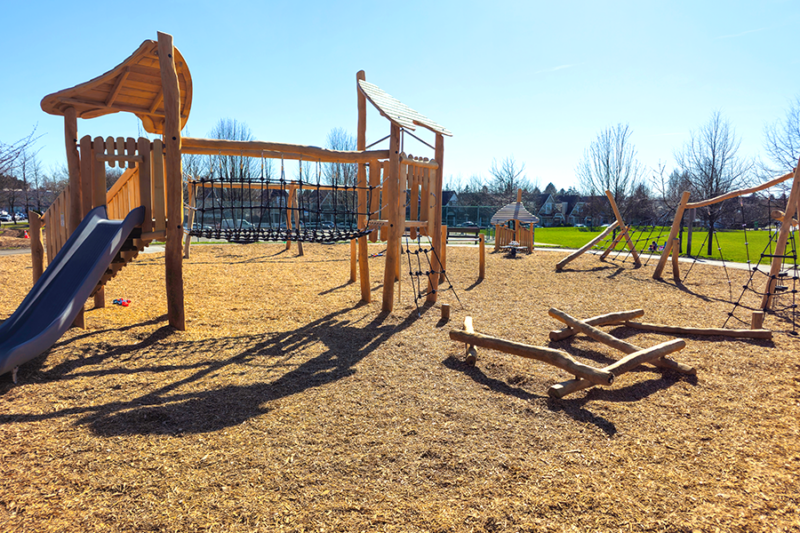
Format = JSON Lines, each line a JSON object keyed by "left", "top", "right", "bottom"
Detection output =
{"left": 514, "top": 189, "right": 522, "bottom": 242}
{"left": 671, "top": 239, "right": 681, "bottom": 282}
{"left": 79, "top": 136, "right": 94, "bottom": 214}
{"left": 427, "top": 134, "right": 445, "bottom": 303}
{"left": 356, "top": 71, "right": 371, "bottom": 301}
{"left": 158, "top": 31, "right": 186, "bottom": 331}
{"left": 654, "top": 191, "right": 691, "bottom": 279}
{"left": 64, "top": 107, "right": 86, "bottom": 327}
{"left": 29, "top": 211, "right": 44, "bottom": 283}
{"left": 285, "top": 186, "right": 293, "bottom": 250}
{"left": 381, "top": 124, "right": 402, "bottom": 313}
{"left": 294, "top": 187, "right": 304, "bottom": 256}
{"left": 479, "top": 233, "right": 485, "bottom": 280}
{"left": 368, "top": 161, "right": 380, "bottom": 243}
{"left": 686, "top": 208, "right": 695, "bottom": 257}
{"left": 761, "top": 168, "right": 800, "bottom": 308}
{"left": 438, "top": 223, "right": 447, "bottom": 284}
{"left": 138, "top": 137, "right": 153, "bottom": 233}
{"left": 350, "top": 238, "right": 357, "bottom": 282}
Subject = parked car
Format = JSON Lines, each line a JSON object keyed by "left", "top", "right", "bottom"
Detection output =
{"left": 0, "top": 214, "right": 11, "bottom": 222}
{"left": 461, "top": 221, "right": 477, "bottom": 227}
{"left": 217, "top": 219, "right": 254, "bottom": 230}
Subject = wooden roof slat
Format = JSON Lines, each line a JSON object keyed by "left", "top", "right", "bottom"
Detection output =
{"left": 358, "top": 79, "right": 451, "bottom": 137}
{"left": 41, "top": 38, "right": 192, "bottom": 134}
{"left": 491, "top": 203, "right": 539, "bottom": 225}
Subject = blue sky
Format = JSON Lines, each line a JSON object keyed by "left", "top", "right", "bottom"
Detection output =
{"left": 2, "top": 0, "right": 799, "bottom": 190}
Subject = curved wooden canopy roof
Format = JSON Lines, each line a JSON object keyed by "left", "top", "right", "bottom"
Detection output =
{"left": 358, "top": 79, "right": 451, "bottom": 137}
{"left": 41, "top": 39, "right": 192, "bottom": 135}
{"left": 490, "top": 203, "right": 539, "bottom": 225}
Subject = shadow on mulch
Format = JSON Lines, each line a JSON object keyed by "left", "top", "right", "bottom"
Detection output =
{"left": 0, "top": 305, "right": 431, "bottom": 436}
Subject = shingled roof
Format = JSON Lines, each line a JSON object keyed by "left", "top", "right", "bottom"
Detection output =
{"left": 490, "top": 202, "right": 539, "bottom": 225}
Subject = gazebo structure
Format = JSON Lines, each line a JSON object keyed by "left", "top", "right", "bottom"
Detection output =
{"left": 491, "top": 189, "right": 539, "bottom": 252}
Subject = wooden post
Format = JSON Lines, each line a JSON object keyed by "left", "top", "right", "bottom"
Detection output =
{"left": 514, "top": 189, "right": 522, "bottom": 242}
{"left": 761, "top": 165, "right": 800, "bottom": 309}
{"left": 479, "top": 233, "right": 485, "bottom": 280}
{"left": 441, "top": 304, "right": 451, "bottom": 321}
{"left": 751, "top": 311, "right": 765, "bottom": 330}
{"left": 29, "top": 211, "right": 44, "bottom": 283}
{"left": 285, "top": 186, "right": 293, "bottom": 251}
{"left": 158, "top": 31, "right": 186, "bottom": 331}
{"left": 294, "top": 187, "right": 303, "bottom": 256}
{"left": 356, "top": 71, "right": 370, "bottom": 302}
{"left": 138, "top": 137, "right": 153, "bottom": 233}
{"left": 381, "top": 124, "right": 402, "bottom": 312}
{"left": 64, "top": 107, "right": 86, "bottom": 328}
{"left": 605, "top": 190, "right": 640, "bottom": 266}
{"left": 427, "top": 134, "right": 444, "bottom": 303}
{"left": 90, "top": 136, "right": 108, "bottom": 311}
{"left": 79, "top": 136, "right": 94, "bottom": 214}
{"left": 654, "top": 191, "right": 691, "bottom": 279}
{"left": 438, "top": 223, "right": 447, "bottom": 284}
{"left": 672, "top": 239, "right": 681, "bottom": 282}
{"left": 463, "top": 316, "right": 478, "bottom": 365}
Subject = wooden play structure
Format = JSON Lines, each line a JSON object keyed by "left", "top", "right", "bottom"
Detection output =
{"left": 450, "top": 308, "right": 696, "bottom": 399}
{"left": 556, "top": 190, "right": 640, "bottom": 271}
{"left": 491, "top": 189, "right": 537, "bottom": 253}
{"left": 30, "top": 32, "right": 453, "bottom": 331}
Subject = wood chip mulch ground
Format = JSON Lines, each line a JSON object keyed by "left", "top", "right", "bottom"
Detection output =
{"left": 0, "top": 242, "right": 798, "bottom": 532}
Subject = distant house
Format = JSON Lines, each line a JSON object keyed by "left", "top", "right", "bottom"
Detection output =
{"left": 537, "top": 193, "right": 611, "bottom": 227}
{"left": 442, "top": 190, "right": 458, "bottom": 206}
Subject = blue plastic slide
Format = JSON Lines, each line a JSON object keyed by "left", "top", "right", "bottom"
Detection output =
{"left": 0, "top": 205, "right": 145, "bottom": 376}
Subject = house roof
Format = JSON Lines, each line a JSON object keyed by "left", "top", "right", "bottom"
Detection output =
{"left": 358, "top": 80, "right": 452, "bottom": 137}
{"left": 491, "top": 202, "right": 539, "bottom": 225}
{"left": 41, "top": 39, "right": 193, "bottom": 135}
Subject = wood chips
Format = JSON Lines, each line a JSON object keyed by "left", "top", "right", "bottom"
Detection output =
{"left": 0, "top": 243, "right": 798, "bottom": 532}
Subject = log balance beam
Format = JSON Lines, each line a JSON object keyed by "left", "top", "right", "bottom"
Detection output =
{"left": 547, "top": 308, "right": 694, "bottom": 399}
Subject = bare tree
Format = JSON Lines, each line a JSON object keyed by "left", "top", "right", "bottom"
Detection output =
{"left": 488, "top": 156, "right": 530, "bottom": 200}
{"left": 0, "top": 129, "right": 38, "bottom": 176}
{"left": 208, "top": 119, "right": 258, "bottom": 181}
{"left": 576, "top": 123, "right": 644, "bottom": 214}
{"left": 764, "top": 97, "right": 800, "bottom": 174}
{"left": 324, "top": 128, "right": 357, "bottom": 187}
{"left": 675, "top": 111, "right": 752, "bottom": 254}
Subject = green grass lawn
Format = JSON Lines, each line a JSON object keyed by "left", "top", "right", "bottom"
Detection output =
{"left": 531, "top": 226, "right": 790, "bottom": 265}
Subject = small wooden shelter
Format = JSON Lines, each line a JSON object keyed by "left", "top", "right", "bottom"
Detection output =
{"left": 491, "top": 190, "right": 538, "bottom": 252}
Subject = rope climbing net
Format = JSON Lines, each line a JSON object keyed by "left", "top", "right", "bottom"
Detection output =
{"left": 402, "top": 233, "right": 462, "bottom": 316}
{"left": 188, "top": 157, "right": 378, "bottom": 244}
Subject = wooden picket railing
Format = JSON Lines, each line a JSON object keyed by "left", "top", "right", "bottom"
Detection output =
{"left": 40, "top": 136, "right": 169, "bottom": 264}
{"left": 494, "top": 224, "right": 534, "bottom": 253}
{"left": 401, "top": 154, "right": 438, "bottom": 239}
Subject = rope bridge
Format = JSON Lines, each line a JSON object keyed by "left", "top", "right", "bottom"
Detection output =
{"left": 187, "top": 161, "right": 378, "bottom": 244}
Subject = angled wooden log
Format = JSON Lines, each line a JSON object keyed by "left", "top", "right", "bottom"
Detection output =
{"left": 605, "top": 190, "right": 641, "bottom": 266}
{"left": 550, "top": 309, "right": 644, "bottom": 341}
{"left": 598, "top": 225, "right": 629, "bottom": 261}
{"left": 624, "top": 321, "right": 772, "bottom": 340}
{"left": 449, "top": 329, "right": 614, "bottom": 385}
{"left": 549, "top": 308, "right": 695, "bottom": 375}
{"left": 555, "top": 221, "right": 618, "bottom": 271}
{"left": 548, "top": 339, "right": 687, "bottom": 399}
{"left": 462, "top": 316, "right": 478, "bottom": 365}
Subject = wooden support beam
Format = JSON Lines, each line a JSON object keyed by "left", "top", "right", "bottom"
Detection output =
{"left": 599, "top": 225, "right": 629, "bottom": 261}
{"left": 450, "top": 329, "right": 614, "bottom": 385}
{"left": 356, "top": 71, "right": 371, "bottom": 303}
{"left": 479, "top": 233, "right": 485, "bottom": 280}
{"left": 686, "top": 170, "right": 795, "bottom": 209}
{"left": 672, "top": 239, "right": 681, "bottom": 282}
{"left": 158, "top": 31, "right": 186, "bottom": 331}
{"left": 624, "top": 321, "right": 772, "bottom": 340}
{"left": 381, "top": 124, "right": 402, "bottom": 312}
{"left": 761, "top": 162, "right": 800, "bottom": 309}
{"left": 605, "top": 190, "right": 640, "bottom": 266}
{"left": 555, "top": 221, "right": 618, "bottom": 271}
{"left": 654, "top": 191, "right": 691, "bottom": 279}
{"left": 550, "top": 309, "right": 644, "bottom": 341}
{"left": 28, "top": 211, "right": 44, "bottom": 283}
{"left": 548, "top": 339, "right": 687, "bottom": 399}
{"left": 181, "top": 137, "right": 388, "bottom": 164}
{"left": 463, "top": 316, "right": 478, "bottom": 365}
{"left": 183, "top": 182, "right": 196, "bottom": 259}
{"left": 427, "top": 135, "right": 444, "bottom": 302}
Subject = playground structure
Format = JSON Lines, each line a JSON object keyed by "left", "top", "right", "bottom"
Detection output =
{"left": 4, "top": 31, "right": 453, "bottom": 377}
{"left": 450, "top": 308, "right": 695, "bottom": 399}
{"left": 491, "top": 189, "right": 537, "bottom": 253}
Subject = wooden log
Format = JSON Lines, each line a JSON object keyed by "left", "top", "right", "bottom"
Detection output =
{"left": 294, "top": 188, "right": 303, "bottom": 256}
{"left": 479, "top": 233, "right": 485, "bottom": 280}
{"left": 158, "top": 31, "right": 186, "bottom": 331}
{"left": 427, "top": 135, "right": 444, "bottom": 303}
{"left": 654, "top": 191, "right": 690, "bottom": 279}
{"left": 686, "top": 170, "right": 795, "bottom": 209}
{"left": 138, "top": 137, "right": 153, "bottom": 233}
{"left": 350, "top": 238, "right": 357, "bottom": 282}
{"left": 549, "top": 308, "right": 641, "bottom": 354}
{"left": 92, "top": 137, "right": 107, "bottom": 212}
{"left": 672, "top": 239, "right": 680, "bottom": 282}
{"left": 381, "top": 124, "right": 402, "bottom": 312}
{"left": 599, "top": 225, "right": 629, "bottom": 261}
{"left": 79, "top": 136, "right": 94, "bottom": 215}
{"left": 368, "top": 160, "right": 380, "bottom": 243}
{"left": 28, "top": 211, "right": 44, "bottom": 284}
{"left": 751, "top": 311, "right": 765, "bottom": 330}
{"left": 463, "top": 316, "right": 478, "bottom": 365}
{"left": 549, "top": 309, "right": 645, "bottom": 341}
{"left": 181, "top": 137, "right": 388, "bottom": 164}
{"left": 152, "top": 138, "right": 166, "bottom": 232}
{"left": 605, "top": 190, "right": 641, "bottom": 266}
{"left": 761, "top": 163, "right": 800, "bottom": 309}
{"left": 624, "top": 321, "right": 772, "bottom": 340}
{"left": 64, "top": 107, "right": 82, "bottom": 237}
{"left": 449, "top": 329, "right": 614, "bottom": 385}
{"left": 548, "top": 339, "right": 687, "bottom": 399}
{"left": 555, "top": 221, "right": 619, "bottom": 271}
{"left": 356, "top": 72, "right": 370, "bottom": 303}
